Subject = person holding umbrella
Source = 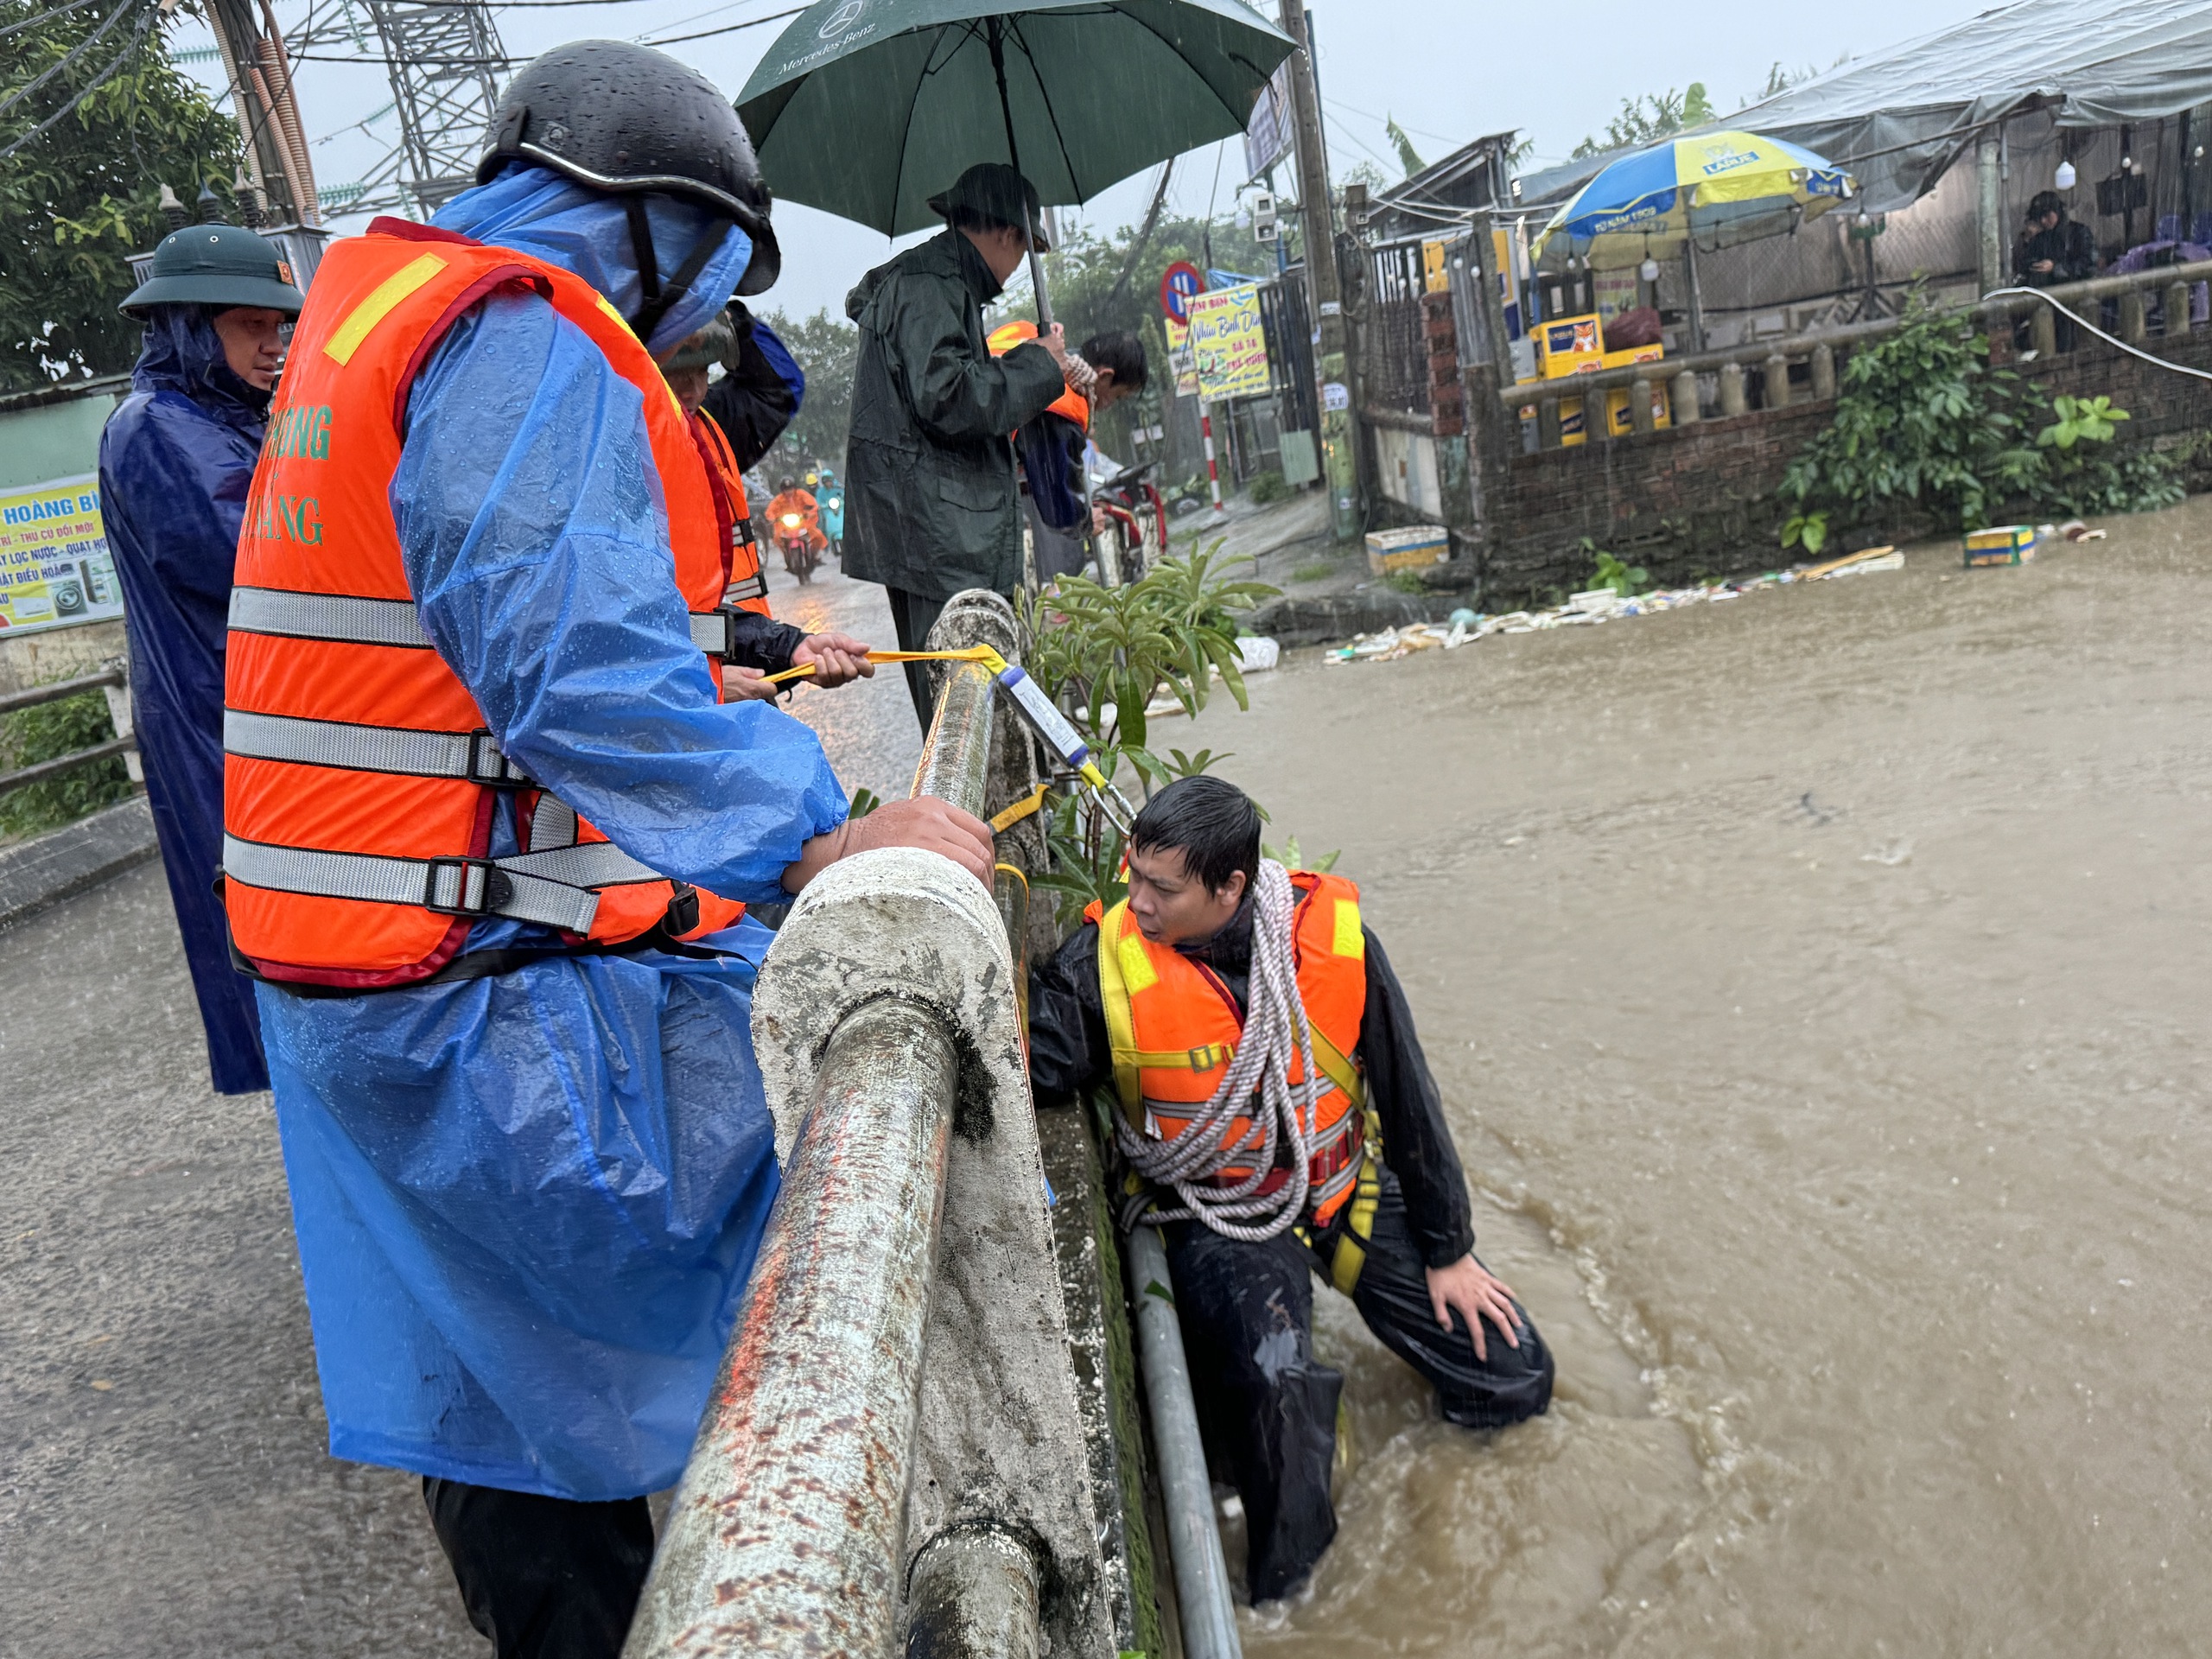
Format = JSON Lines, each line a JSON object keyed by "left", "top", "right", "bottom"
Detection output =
{"left": 842, "top": 162, "right": 1074, "bottom": 728}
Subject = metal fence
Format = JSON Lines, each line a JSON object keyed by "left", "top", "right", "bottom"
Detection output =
{"left": 1359, "top": 240, "right": 1433, "bottom": 415}
{"left": 0, "top": 665, "right": 134, "bottom": 798}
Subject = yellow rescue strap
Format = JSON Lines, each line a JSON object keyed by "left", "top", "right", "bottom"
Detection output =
{"left": 989, "top": 783, "right": 1051, "bottom": 833}
{"left": 760, "top": 644, "right": 1005, "bottom": 685}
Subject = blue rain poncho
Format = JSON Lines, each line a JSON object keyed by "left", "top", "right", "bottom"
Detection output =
{"left": 98, "top": 307, "right": 272, "bottom": 1095}
{"left": 257, "top": 164, "right": 847, "bottom": 1501}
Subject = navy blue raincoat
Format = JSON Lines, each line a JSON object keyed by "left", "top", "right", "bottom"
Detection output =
{"left": 97, "top": 307, "right": 271, "bottom": 1095}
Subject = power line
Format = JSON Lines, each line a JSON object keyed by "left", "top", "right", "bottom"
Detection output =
{"left": 0, "top": 0, "right": 105, "bottom": 45}
{"left": 0, "top": 0, "right": 142, "bottom": 123}
{"left": 0, "top": 1, "right": 157, "bottom": 162}
{"left": 638, "top": 4, "right": 798, "bottom": 44}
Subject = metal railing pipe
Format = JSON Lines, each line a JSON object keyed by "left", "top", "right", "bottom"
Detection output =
{"left": 621, "top": 997, "right": 958, "bottom": 1658}
{"left": 904, "top": 1527, "right": 1043, "bottom": 1659}
{"left": 0, "top": 665, "right": 124, "bottom": 716}
{"left": 1126, "top": 1223, "right": 1243, "bottom": 1659}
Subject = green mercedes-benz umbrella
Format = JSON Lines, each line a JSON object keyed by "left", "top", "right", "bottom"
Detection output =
{"left": 736, "top": 0, "right": 1294, "bottom": 245}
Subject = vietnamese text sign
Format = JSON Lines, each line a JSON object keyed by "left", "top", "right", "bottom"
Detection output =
{"left": 1186, "top": 283, "right": 1270, "bottom": 402}
{"left": 0, "top": 473, "right": 121, "bottom": 637}
{"left": 1164, "top": 318, "right": 1199, "bottom": 397}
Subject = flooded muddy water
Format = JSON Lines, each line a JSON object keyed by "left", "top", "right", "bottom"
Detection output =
{"left": 1187, "top": 498, "right": 2212, "bottom": 1655}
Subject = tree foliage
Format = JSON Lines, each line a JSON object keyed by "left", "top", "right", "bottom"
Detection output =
{"left": 1778, "top": 295, "right": 2181, "bottom": 539}
{"left": 757, "top": 305, "right": 858, "bottom": 472}
{"left": 2, "top": 0, "right": 241, "bottom": 391}
{"left": 1571, "top": 83, "right": 1716, "bottom": 161}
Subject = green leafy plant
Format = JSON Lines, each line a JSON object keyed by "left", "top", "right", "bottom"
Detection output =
{"left": 1383, "top": 569, "right": 1427, "bottom": 594}
{"left": 848, "top": 785, "right": 881, "bottom": 819}
{"left": 1584, "top": 541, "right": 1651, "bottom": 596}
{"left": 1018, "top": 544, "right": 1279, "bottom": 924}
{"left": 1291, "top": 558, "right": 1338, "bottom": 583}
{"left": 1262, "top": 834, "right": 1339, "bottom": 874}
{"left": 1779, "top": 511, "right": 1829, "bottom": 556}
{"left": 1249, "top": 469, "right": 1289, "bottom": 505}
{"left": 0, "top": 688, "right": 130, "bottom": 838}
{"left": 2037, "top": 394, "right": 2126, "bottom": 449}
{"left": 1780, "top": 297, "right": 2184, "bottom": 542}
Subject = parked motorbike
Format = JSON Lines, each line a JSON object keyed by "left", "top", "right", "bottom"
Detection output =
{"left": 1089, "top": 459, "right": 1169, "bottom": 582}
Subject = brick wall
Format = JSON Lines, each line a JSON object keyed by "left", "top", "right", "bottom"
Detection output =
{"left": 1463, "top": 321, "right": 2212, "bottom": 604}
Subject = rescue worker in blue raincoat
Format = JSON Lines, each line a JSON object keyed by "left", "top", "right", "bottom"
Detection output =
{"left": 98, "top": 225, "right": 302, "bottom": 1096}
{"left": 223, "top": 43, "right": 994, "bottom": 1657}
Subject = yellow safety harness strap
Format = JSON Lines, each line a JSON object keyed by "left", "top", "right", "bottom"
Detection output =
{"left": 762, "top": 644, "right": 1005, "bottom": 685}
{"left": 989, "top": 783, "right": 1050, "bottom": 833}
{"left": 1094, "top": 900, "right": 1145, "bottom": 1118}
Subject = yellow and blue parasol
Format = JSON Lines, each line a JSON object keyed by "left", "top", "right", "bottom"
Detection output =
{"left": 1533, "top": 130, "right": 1855, "bottom": 268}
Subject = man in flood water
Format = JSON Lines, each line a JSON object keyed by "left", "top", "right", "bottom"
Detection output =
{"left": 1029, "top": 776, "right": 1554, "bottom": 1602}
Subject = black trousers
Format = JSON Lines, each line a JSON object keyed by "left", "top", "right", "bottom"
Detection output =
{"left": 423, "top": 1477, "right": 654, "bottom": 1659}
{"left": 883, "top": 587, "right": 948, "bottom": 732}
{"left": 1163, "top": 1164, "right": 1554, "bottom": 1604}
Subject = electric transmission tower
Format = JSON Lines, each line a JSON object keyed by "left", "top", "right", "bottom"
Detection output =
{"left": 363, "top": 0, "right": 507, "bottom": 213}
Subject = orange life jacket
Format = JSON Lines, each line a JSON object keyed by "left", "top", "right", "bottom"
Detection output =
{"left": 690, "top": 405, "right": 770, "bottom": 617}
{"left": 222, "top": 219, "right": 747, "bottom": 989}
{"left": 1088, "top": 871, "right": 1371, "bottom": 1226}
{"left": 986, "top": 319, "right": 1090, "bottom": 430}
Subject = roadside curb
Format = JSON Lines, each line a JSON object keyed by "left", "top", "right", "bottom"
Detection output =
{"left": 0, "top": 797, "right": 158, "bottom": 932}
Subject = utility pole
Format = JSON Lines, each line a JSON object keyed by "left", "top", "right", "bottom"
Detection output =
{"left": 1277, "top": 0, "right": 1357, "bottom": 541}
{"left": 204, "top": 0, "right": 319, "bottom": 226}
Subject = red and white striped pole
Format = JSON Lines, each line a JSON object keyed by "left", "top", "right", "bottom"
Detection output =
{"left": 1200, "top": 402, "right": 1224, "bottom": 515}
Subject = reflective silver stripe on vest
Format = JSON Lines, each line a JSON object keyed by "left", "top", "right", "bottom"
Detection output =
{"left": 689, "top": 611, "right": 734, "bottom": 657}
{"left": 222, "top": 834, "right": 598, "bottom": 933}
{"left": 725, "top": 570, "right": 769, "bottom": 602}
{"left": 225, "top": 709, "right": 529, "bottom": 785}
{"left": 229, "top": 586, "right": 430, "bottom": 648}
{"left": 221, "top": 835, "right": 671, "bottom": 935}
{"left": 527, "top": 795, "right": 578, "bottom": 854}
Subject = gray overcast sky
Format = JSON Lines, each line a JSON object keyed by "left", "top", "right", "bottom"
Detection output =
{"left": 181, "top": 0, "right": 2000, "bottom": 319}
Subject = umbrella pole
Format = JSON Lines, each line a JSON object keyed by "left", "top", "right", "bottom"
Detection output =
{"left": 987, "top": 17, "right": 1055, "bottom": 331}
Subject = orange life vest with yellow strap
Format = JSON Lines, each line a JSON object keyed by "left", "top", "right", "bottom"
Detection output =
{"left": 987, "top": 319, "right": 1090, "bottom": 429}
{"left": 1089, "top": 871, "right": 1377, "bottom": 1232}
{"left": 690, "top": 405, "right": 771, "bottom": 617}
{"left": 222, "top": 218, "right": 746, "bottom": 989}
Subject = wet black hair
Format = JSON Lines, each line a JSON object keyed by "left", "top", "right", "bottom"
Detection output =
{"left": 2028, "top": 190, "right": 2065, "bottom": 222}
{"left": 1128, "top": 775, "right": 1261, "bottom": 895}
{"left": 1080, "top": 330, "right": 1147, "bottom": 393}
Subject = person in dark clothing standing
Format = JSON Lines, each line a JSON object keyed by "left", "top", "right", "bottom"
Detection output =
{"left": 2014, "top": 189, "right": 2099, "bottom": 287}
{"left": 842, "top": 162, "right": 1072, "bottom": 728}
{"left": 99, "top": 224, "right": 302, "bottom": 1096}
{"left": 1028, "top": 777, "right": 1554, "bottom": 1604}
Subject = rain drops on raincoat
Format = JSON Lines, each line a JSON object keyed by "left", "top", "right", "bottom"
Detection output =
{"left": 257, "top": 164, "right": 845, "bottom": 1500}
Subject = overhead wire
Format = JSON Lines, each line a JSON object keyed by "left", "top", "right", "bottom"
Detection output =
{"left": 0, "top": 0, "right": 142, "bottom": 121}
{"left": 0, "top": 0, "right": 158, "bottom": 162}
{"left": 0, "top": 0, "right": 105, "bottom": 44}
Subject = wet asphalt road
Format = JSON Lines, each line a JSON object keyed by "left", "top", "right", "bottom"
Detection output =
{"left": 0, "top": 556, "right": 921, "bottom": 1658}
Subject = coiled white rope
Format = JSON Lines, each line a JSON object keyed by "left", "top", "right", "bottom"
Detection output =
{"left": 1116, "top": 859, "right": 1320, "bottom": 1240}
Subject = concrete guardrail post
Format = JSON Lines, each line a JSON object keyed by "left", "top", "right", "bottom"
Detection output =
{"left": 1763, "top": 351, "right": 1792, "bottom": 410}
{"left": 1536, "top": 394, "right": 1562, "bottom": 451}
{"left": 1669, "top": 368, "right": 1700, "bottom": 426}
{"left": 2120, "top": 289, "right": 2147, "bottom": 345}
{"left": 2166, "top": 279, "right": 2193, "bottom": 337}
{"left": 1718, "top": 360, "right": 1747, "bottom": 417}
{"left": 2031, "top": 303, "right": 2057, "bottom": 358}
{"left": 1808, "top": 342, "right": 1836, "bottom": 402}
{"left": 1630, "top": 375, "right": 1656, "bottom": 436}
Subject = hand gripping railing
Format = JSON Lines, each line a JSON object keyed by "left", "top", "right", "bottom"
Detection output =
{"left": 624, "top": 592, "right": 1112, "bottom": 1659}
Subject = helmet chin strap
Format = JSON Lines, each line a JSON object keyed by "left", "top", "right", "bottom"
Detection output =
{"left": 623, "top": 194, "right": 731, "bottom": 350}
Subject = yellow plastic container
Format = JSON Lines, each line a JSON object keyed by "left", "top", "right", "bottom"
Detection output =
{"left": 1536, "top": 312, "right": 1606, "bottom": 378}
{"left": 1963, "top": 525, "right": 2036, "bottom": 567}
{"left": 1364, "top": 524, "right": 1452, "bottom": 575}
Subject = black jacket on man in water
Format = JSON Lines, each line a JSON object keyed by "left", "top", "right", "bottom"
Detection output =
{"left": 1028, "top": 894, "right": 1554, "bottom": 1603}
